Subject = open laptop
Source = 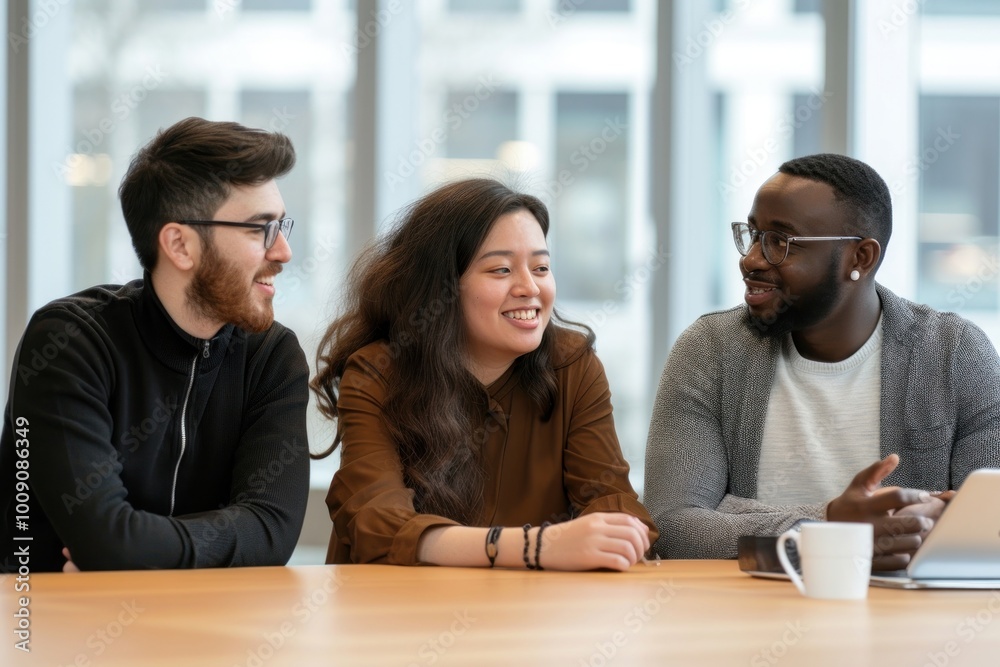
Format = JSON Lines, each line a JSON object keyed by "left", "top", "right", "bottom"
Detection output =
{"left": 869, "top": 468, "right": 1000, "bottom": 589}
{"left": 739, "top": 469, "right": 1000, "bottom": 590}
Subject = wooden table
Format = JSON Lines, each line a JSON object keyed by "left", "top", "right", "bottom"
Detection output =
{"left": 4, "top": 560, "right": 1000, "bottom": 666}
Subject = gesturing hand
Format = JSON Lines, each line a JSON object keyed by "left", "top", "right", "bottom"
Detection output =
{"left": 826, "top": 454, "right": 934, "bottom": 571}
{"left": 894, "top": 491, "right": 953, "bottom": 522}
{"left": 539, "top": 513, "right": 651, "bottom": 572}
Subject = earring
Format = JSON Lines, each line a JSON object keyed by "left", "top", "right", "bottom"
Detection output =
{"left": 850, "top": 270, "right": 860, "bottom": 281}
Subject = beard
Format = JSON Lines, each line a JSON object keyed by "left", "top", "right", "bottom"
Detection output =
{"left": 186, "top": 238, "right": 282, "bottom": 334}
{"left": 742, "top": 254, "right": 843, "bottom": 339}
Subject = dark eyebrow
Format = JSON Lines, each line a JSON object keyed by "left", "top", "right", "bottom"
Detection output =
{"left": 476, "top": 249, "right": 550, "bottom": 261}
{"left": 241, "top": 212, "right": 285, "bottom": 224}
{"left": 747, "top": 215, "right": 798, "bottom": 235}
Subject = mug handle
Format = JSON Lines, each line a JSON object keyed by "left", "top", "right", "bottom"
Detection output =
{"left": 776, "top": 529, "right": 806, "bottom": 595}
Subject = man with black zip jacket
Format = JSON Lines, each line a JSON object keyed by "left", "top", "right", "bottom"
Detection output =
{"left": 1, "top": 117, "right": 309, "bottom": 572}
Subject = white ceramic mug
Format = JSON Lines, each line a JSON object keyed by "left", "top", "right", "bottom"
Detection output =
{"left": 776, "top": 522, "right": 873, "bottom": 600}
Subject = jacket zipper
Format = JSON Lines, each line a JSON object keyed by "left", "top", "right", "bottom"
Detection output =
{"left": 169, "top": 340, "right": 210, "bottom": 516}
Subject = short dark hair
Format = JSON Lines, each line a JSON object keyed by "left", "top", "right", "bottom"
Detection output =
{"left": 778, "top": 153, "right": 892, "bottom": 264}
{"left": 118, "top": 117, "right": 295, "bottom": 271}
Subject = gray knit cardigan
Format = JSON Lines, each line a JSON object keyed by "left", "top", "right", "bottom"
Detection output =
{"left": 644, "top": 284, "right": 1000, "bottom": 559}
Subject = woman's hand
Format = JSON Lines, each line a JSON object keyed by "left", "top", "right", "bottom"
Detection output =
{"left": 538, "top": 512, "right": 651, "bottom": 572}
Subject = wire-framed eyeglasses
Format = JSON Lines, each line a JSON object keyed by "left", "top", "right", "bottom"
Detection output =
{"left": 178, "top": 217, "right": 294, "bottom": 250}
{"left": 731, "top": 222, "right": 861, "bottom": 266}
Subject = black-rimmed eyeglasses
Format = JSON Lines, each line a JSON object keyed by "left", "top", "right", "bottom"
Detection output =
{"left": 178, "top": 217, "right": 294, "bottom": 250}
{"left": 731, "top": 222, "right": 861, "bottom": 266}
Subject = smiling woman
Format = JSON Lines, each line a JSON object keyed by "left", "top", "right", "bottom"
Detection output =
{"left": 458, "top": 208, "right": 555, "bottom": 385}
{"left": 310, "top": 178, "right": 656, "bottom": 571}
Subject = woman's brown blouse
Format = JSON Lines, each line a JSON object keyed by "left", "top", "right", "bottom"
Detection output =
{"left": 325, "top": 328, "right": 656, "bottom": 564}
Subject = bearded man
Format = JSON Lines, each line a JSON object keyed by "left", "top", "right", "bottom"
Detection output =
{"left": 0, "top": 117, "right": 309, "bottom": 571}
{"left": 644, "top": 153, "right": 1000, "bottom": 571}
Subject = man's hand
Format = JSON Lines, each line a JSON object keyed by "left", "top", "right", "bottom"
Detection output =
{"left": 62, "top": 547, "right": 80, "bottom": 573}
{"left": 826, "top": 454, "right": 935, "bottom": 571}
{"left": 894, "top": 490, "right": 954, "bottom": 522}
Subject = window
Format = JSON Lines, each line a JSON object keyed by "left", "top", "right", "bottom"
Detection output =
{"left": 922, "top": 0, "right": 1000, "bottom": 16}
{"left": 445, "top": 90, "right": 518, "bottom": 159}
{"left": 242, "top": 0, "right": 312, "bottom": 10}
{"left": 917, "top": 96, "right": 1000, "bottom": 310}
{"left": 144, "top": 0, "right": 205, "bottom": 11}
{"left": 53, "top": 1, "right": 356, "bottom": 489}
{"left": 562, "top": 0, "right": 631, "bottom": 12}
{"left": 11, "top": 0, "right": 1000, "bottom": 524}
{"left": 417, "top": 1, "right": 654, "bottom": 483}
{"left": 448, "top": 0, "right": 520, "bottom": 12}
{"left": 553, "top": 92, "right": 629, "bottom": 302}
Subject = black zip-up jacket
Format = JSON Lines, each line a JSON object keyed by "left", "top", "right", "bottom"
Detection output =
{"left": 0, "top": 277, "right": 309, "bottom": 572}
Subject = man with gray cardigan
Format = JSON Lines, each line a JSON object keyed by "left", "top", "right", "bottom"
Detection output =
{"left": 644, "top": 154, "right": 1000, "bottom": 571}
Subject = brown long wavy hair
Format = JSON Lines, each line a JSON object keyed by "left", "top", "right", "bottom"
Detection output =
{"left": 311, "top": 178, "right": 594, "bottom": 524}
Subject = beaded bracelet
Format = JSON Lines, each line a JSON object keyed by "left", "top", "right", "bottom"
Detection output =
{"left": 485, "top": 525, "right": 502, "bottom": 568}
{"left": 535, "top": 521, "right": 551, "bottom": 570}
{"left": 522, "top": 524, "right": 537, "bottom": 570}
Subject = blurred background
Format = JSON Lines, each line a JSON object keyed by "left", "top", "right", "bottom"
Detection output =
{"left": 4, "top": 0, "right": 1000, "bottom": 561}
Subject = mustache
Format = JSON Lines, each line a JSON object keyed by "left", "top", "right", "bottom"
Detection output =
{"left": 255, "top": 262, "right": 284, "bottom": 280}
{"left": 743, "top": 269, "right": 779, "bottom": 283}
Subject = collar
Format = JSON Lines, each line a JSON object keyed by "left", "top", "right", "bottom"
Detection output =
{"left": 875, "top": 282, "right": 917, "bottom": 344}
{"left": 478, "top": 363, "right": 519, "bottom": 428}
{"left": 136, "top": 272, "right": 235, "bottom": 374}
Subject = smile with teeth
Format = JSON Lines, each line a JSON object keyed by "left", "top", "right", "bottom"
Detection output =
{"left": 503, "top": 309, "right": 538, "bottom": 320}
{"left": 747, "top": 286, "right": 775, "bottom": 295}
{"left": 255, "top": 276, "right": 275, "bottom": 286}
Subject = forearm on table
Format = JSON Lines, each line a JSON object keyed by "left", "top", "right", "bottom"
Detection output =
{"left": 417, "top": 525, "right": 536, "bottom": 568}
{"left": 656, "top": 496, "right": 827, "bottom": 559}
